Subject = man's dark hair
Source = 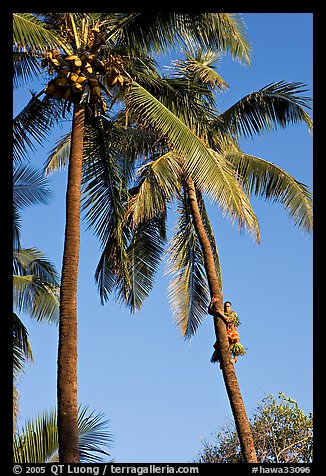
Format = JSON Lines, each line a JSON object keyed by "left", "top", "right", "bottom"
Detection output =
{"left": 224, "top": 301, "right": 232, "bottom": 306}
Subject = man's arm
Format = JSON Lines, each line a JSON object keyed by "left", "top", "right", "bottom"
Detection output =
{"left": 208, "top": 297, "right": 230, "bottom": 325}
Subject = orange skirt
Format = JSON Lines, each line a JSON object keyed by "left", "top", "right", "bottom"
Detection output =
{"left": 227, "top": 326, "right": 240, "bottom": 344}
{"left": 213, "top": 325, "right": 240, "bottom": 350}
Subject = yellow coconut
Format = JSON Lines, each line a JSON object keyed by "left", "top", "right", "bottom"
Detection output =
{"left": 68, "top": 72, "right": 79, "bottom": 83}
{"left": 84, "top": 65, "right": 93, "bottom": 75}
{"left": 65, "top": 54, "right": 79, "bottom": 61}
{"left": 72, "top": 83, "right": 83, "bottom": 93}
{"left": 77, "top": 75, "right": 87, "bottom": 84}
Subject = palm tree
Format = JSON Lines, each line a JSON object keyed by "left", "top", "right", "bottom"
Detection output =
{"left": 14, "top": 405, "right": 113, "bottom": 463}
{"left": 13, "top": 12, "right": 254, "bottom": 462}
{"left": 13, "top": 164, "right": 60, "bottom": 431}
{"left": 78, "top": 51, "right": 312, "bottom": 462}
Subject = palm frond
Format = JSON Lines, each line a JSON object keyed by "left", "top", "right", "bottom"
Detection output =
{"left": 14, "top": 405, "right": 113, "bottom": 463}
{"left": 14, "top": 409, "right": 58, "bottom": 463}
{"left": 118, "top": 213, "right": 167, "bottom": 313}
{"left": 94, "top": 250, "right": 119, "bottom": 304}
{"left": 13, "top": 164, "right": 52, "bottom": 210}
{"left": 112, "top": 13, "right": 251, "bottom": 63}
{"left": 81, "top": 120, "right": 131, "bottom": 303}
{"left": 81, "top": 121, "right": 130, "bottom": 243}
{"left": 166, "top": 186, "right": 221, "bottom": 338}
{"left": 13, "top": 312, "right": 34, "bottom": 367}
{"left": 78, "top": 405, "right": 113, "bottom": 463}
{"left": 214, "top": 13, "right": 252, "bottom": 65}
{"left": 198, "top": 148, "right": 261, "bottom": 242}
{"left": 166, "top": 188, "right": 210, "bottom": 339}
{"left": 131, "top": 75, "right": 216, "bottom": 136}
{"left": 13, "top": 13, "right": 71, "bottom": 54}
{"left": 125, "top": 81, "right": 260, "bottom": 241}
{"left": 13, "top": 248, "right": 60, "bottom": 324}
{"left": 13, "top": 312, "right": 34, "bottom": 430}
{"left": 226, "top": 151, "right": 313, "bottom": 233}
{"left": 128, "top": 152, "right": 182, "bottom": 226}
{"left": 217, "top": 81, "right": 313, "bottom": 140}
{"left": 81, "top": 117, "right": 157, "bottom": 249}
{"left": 13, "top": 95, "right": 66, "bottom": 162}
{"left": 44, "top": 132, "right": 71, "bottom": 175}
{"left": 13, "top": 51, "right": 42, "bottom": 88}
{"left": 170, "top": 49, "right": 229, "bottom": 91}
{"left": 13, "top": 204, "right": 22, "bottom": 250}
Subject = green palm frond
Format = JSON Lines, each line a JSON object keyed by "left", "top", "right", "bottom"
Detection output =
{"left": 13, "top": 95, "right": 66, "bottom": 162}
{"left": 128, "top": 75, "right": 216, "bottom": 136}
{"left": 111, "top": 11, "right": 246, "bottom": 58}
{"left": 171, "top": 49, "right": 229, "bottom": 91}
{"left": 13, "top": 164, "right": 52, "bottom": 210}
{"left": 13, "top": 13, "right": 71, "bottom": 54}
{"left": 81, "top": 121, "right": 130, "bottom": 243}
{"left": 199, "top": 148, "right": 261, "bottom": 242}
{"left": 13, "top": 51, "right": 42, "bottom": 88}
{"left": 13, "top": 248, "right": 60, "bottom": 324}
{"left": 81, "top": 118, "right": 159, "bottom": 303}
{"left": 166, "top": 185, "right": 222, "bottom": 339}
{"left": 13, "top": 312, "right": 34, "bottom": 368}
{"left": 107, "top": 13, "right": 251, "bottom": 62}
{"left": 13, "top": 163, "right": 52, "bottom": 252}
{"left": 95, "top": 250, "right": 120, "bottom": 304}
{"left": 125, "top": 81, "right": 260, "bottom": 241}
{"left": 78, "top": 405, "right": 114, "bottom": 463}
{"left": 44, "top": 132, "right": 71, "bottom": 175}
{"left": 13, "top": 405, "right": 113, "bottom": 463}
{"left": 14, "top": 408, "right": 58, "bottom": 463}
{"left": 128, "top": 152, "right": 182, "bottom": 226}
{"left": 226, "top": 151, "right": 313, "bottom": 233}
{"left": 81, "top": 120, "right": 131, "bottom": 303}
{"left": 13, "top": 204, "right": 22, "bottom": 250}
{"left": 214, "top": 13, "right": 251, "bottom": 65}
{"left": 166, "top": 189, "right": 210, "bottom": 339}
{"left": 217, "top": 81, "right": 313, "bottom": 140}
{"left": 13, "top": 312, "right": 34, "bottom": 429}
{"left": 118, "top": 213, "right": 167, "bottom": 313}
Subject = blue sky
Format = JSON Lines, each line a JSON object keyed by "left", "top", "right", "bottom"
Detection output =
{"left": 14, "top": 13, "right": 313, "bottom": 463}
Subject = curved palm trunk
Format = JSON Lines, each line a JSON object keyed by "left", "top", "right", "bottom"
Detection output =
{"left": 185, "top": 176, "right": 257, "bottom": 463}
{"left": 57, "top": 103, "right": 85, "bottom": 463}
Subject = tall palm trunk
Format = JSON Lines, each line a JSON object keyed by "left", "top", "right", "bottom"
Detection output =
{"left": 185, "top": 176, "right": 257, "bottom": 463}
{"left": 57, "top": 103, "right": 85, "bottom": 463}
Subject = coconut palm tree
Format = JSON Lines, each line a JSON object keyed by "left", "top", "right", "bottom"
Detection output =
{"left": 13, "top": 12, "right": 254, "bottom": 462}
{"left": 14, "top": 405, "right": 113, "bottom": 463}
{"left": 13, "top": 164, "right": 60, "bottom": 431}
{"left": 76, "top": 51, "right": 312, "bottom": 462}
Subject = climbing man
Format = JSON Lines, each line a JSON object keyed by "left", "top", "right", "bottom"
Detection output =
{"left": 208, "top": 299, "right": 246, "bottom": 364}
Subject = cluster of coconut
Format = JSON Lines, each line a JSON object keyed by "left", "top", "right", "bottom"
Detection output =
{"left": 41, "top": 49, "right": 126, "bottom": 111}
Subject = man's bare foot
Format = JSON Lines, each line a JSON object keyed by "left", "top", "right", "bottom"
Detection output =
{"left": 230, "top": 357, "right": 237, "bottom": 364}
